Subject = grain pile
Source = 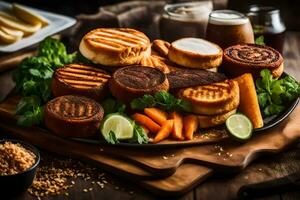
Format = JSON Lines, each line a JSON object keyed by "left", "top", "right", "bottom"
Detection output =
{"left": 28, "top": 157, "right": 109, "bottom": 199}
{"left": 0, "top": 141, "right": 36, "bottom": 175}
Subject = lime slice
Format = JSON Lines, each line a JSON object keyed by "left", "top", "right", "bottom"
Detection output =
{"left": 101, "top": 114, "right": 134, "bottom": 141}
{"left": 226, "top": 114, "right": 253, "bottom": 141}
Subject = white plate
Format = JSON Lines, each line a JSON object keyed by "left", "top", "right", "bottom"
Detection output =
{"left": 0, "top": 2, "right": 76, "bottom": 52}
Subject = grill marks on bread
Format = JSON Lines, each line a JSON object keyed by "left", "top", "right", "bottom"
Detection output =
{"left": 56, "top": 64, "right": 110, "bottom": 89}
{"left": 85, "top": 28, "right": 149, "bottom": 52}
{"left": 49, "top": 96, "right": 100, "bottom": 120}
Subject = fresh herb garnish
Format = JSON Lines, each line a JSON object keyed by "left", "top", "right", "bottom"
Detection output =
{"left": 13, "top": 38, "right": 78, "bottom": 126}
{"left": 130, "top": 122, "right": 149, "bottom": 144}
{"left": 131, "top": 91, "right": 191, "bottom": 112}
{"left": 255, "top": 35, "right": 265, "bottom": 46}
{"left": 101, "top": 98, "right": 126, "bottom": 115}
{"left": 256, "top": 69, "right": 300, "bottom": 116}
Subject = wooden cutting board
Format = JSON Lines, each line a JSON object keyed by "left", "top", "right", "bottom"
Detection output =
{"left": 0, "top": 95, "right": 300, "bottom": 196}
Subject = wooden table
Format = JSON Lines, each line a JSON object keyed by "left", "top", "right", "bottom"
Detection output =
{"left": 1, "top": 32, "right": 300, "bottom": 200}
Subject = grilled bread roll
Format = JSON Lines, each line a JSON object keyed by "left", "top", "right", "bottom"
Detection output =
{"left": 223, "top": 44, "right": 284, "bottom": 78}
{"left": 198, "top": 109, "right": 237, "bottom": 128}
{"left": 109, "top": 66, "right": 169, "bottom": 103}
{"left": 51, "top": 64, "right": 111, "bottom": 101}
{"left": 44, "top": 95, "right": 104, "bottom": 138}
{"left": 168, "top": 38, "right": 223, "bottom": 69}
{"left": 79, "top": 28, "right": 151, "bottom": 67}
{"left": 151, "top": 39, "right": 170, "bottom": 57}
{"left": 178, "top": 80, "right": 239, "bottom": 115}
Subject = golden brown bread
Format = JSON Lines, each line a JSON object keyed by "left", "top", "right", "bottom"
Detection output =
{"left": 79, "top": 28, "right": 151, "bottom": 67}
{"left": 178, "top": 80, "right": 240, "bottom": 115}
{"left": 44, "top": 95, "right": 104, "bottom": 138}
{"left": 139, "top": 55, "right": 171, "bottom": 73}
{"left": 168, "top": 38, "right": 223, "bottom": 69}
{"left": 198, "top": 109, "right": 237, "bottom": 128}
{"left": 51, "top": 64, "right": 111, "bottom": 101}
{"left": 109, "top": 66, "right": 169, "bottom": 103}
{"left": 151, "top": 39, "right": 170, "bottom": 57}
{"left": 233, "top": 73, "right": 264, "bottom": 129}
{"left": 222, "top": 44, "right": 284, "bottom": 79}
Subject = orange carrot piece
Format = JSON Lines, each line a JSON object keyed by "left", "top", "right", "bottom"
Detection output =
{"left": 152, "top": 120, "right": 174, "bottom": 143}
{"left": 132, "top": 113, "right": 161, "bottom": 133}
{"left": 144, "top": 107, "right": 168, "bottom": 126}
{"left": 140, "top": 125, "right": 150, "bottom": 136}
{"left": 169, "top": 112, "right": 184, "bottom": 140}
{"left": 183, "top": 115, "right": 198, "bottom": 140}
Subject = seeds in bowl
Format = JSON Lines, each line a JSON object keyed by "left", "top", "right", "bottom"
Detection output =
{"left": 0, "top": 141, "right": 36, "bottom": 175}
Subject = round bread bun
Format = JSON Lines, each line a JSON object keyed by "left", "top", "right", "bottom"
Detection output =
{"left": 44, "top": 95, "right": 104, "bottom": 138}
{"left": 52, "top": 64, "right": 111, "bottom": 101}
{"left": 109, "top": 66, "right": 169, "bottom": 103}
{"left": 222, "top": 43, "right": 284, "bottom": 78}
{"left": 198, "top": 109, "right": 237, "bottom": 128}
{"left": 168, "top": 38, "right": 223, "bottom": 69}
{"left": 79, "top": 28, "right": 151, "bottom": 67}
{"left": 178, "top": 80, "right": 239, "bottom": 115}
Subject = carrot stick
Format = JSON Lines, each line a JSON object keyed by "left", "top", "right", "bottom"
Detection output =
{"left": 132, "top": 113, "right": 161, "bottom": 133}
{"left": 144, "top": 107, "right": 168, "bottom": 126}
{"left": 152, "top": 120, "right": 174, "bottom": 143}
{"left": 169, "top": 112, "right": 184, "bottom": 140}
{"left": 183, "top": 115, "right": 198, "bottom": 140}
{"left": 140, "top": 125, "right": 150, "bottom": 136}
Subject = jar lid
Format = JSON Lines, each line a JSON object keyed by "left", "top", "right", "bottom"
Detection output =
{"left": 248, "top": 5, "right": 280, "bottom": 15}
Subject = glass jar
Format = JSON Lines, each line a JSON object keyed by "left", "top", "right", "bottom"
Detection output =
{"left": 247, "top": 6, "right": 286, "bottom": 54}
{"left": 159, "top": 1, "right": 213, "bottom": 42}
{"left": 206, "top": 10, "right": 254, "bottom": 49}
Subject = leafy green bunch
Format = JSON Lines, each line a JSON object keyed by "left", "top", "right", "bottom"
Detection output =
{"left": 13, "top": 38, "right": 78, "bottom": 126}
{"left": 256, "top": 69, "right": 300, "bottom": 116}
{"left": 130, "top": 91, "right": 191, "bottom": 112}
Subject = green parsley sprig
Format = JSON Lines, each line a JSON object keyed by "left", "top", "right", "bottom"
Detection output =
{"left": 130, "top": 91, "right": 191, "bottom": 112}
{"left": 256, "top": 69, "right": 300, "bottom": 116}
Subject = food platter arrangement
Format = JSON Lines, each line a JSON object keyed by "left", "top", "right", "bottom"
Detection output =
{"left": 8, "top": 24, "right": 299, "bottom": 147}
{"left": 0, "top": 3, "right": 300, "bottom": 197}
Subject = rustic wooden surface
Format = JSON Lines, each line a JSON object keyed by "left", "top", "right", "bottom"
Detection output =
{"left": 0, "top": 32, "right": 300, "bottom": 200}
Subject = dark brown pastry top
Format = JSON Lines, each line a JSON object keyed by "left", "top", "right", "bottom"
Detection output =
{"left": 223, "top": 44, "right": 283, "bottom": 69}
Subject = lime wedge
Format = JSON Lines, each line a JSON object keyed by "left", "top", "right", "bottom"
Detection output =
{"left": 100, "top": 114, "right": 134, "bottom": 141}
{"left": 226, "top": 114, "right": 253, "bottom": 141}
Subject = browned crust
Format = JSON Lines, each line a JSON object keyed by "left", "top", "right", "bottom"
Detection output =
{"left": 151, "top": 39, "right": 170, "bottom": 58}
{"left": 168, "top": 38, "right": 223, "bottom": 69}
{"left": 222, "top": 61, "right": 284, "bottom": 79}
{"left": 109, "top": 66, "right": 169, "bottom": 103}
{"left": 51, "top": 64, "right": 111, "bottom": 101}
{"left": 79, "top": 28, "right": 151, "bottom": 66}
{"left": 222, "top": 44, "right": 284, "bottom": 78}
{"left": 198, "top": 109, "right": 237, "bottom": 128}
{"left": 44, "top": 95, "right": 104, "bottom": 138}
{"left": 178, "top": 80, "right": 240, "bottom": 115}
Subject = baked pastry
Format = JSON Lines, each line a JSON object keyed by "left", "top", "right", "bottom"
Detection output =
{"left": 167, "top": 69, "right": 227, "bottom": 90}
{"left": 51, "top": 64, "right": 111, "bottom": 101}
{"left": 44, "top": 95, "right": 104, "bottom": 138}
{"left": 139, "top": 55, "right": 185, "bottom": 74}
{"left": 178, "top": 80, "right": 239, "bottom": 115}
{"left": 109, "top": 66, "right": 169, "bottom": 103}
{"left": 198, "top": 109, "right": 237, "bottom": 128}
{"left": 79, "top": 28, "right": 151, "bottom": 67}
{"left": 233, "top": 73, "right": 263, "bottom": 128}
{"left": 151, "top": 39, "right": 170, "bottom": 57}
{"left": 222, "top": 44, "right": 284, "bottom": 78}
{"left": 168, "top": 38, "right": 223, "bottom": 69}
